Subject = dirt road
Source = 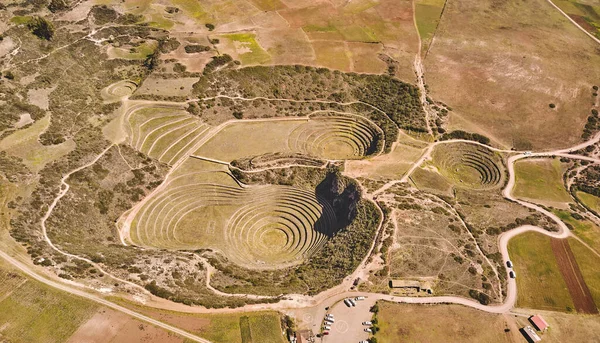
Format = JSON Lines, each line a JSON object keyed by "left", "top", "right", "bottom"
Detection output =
{"left": 0, "top": 250, "right": 212, "bottom": 343}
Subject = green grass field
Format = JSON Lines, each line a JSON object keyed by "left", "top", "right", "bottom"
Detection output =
{"left": 0, "top": 267, "right": 97, "bottom": 343}
{"left": 554, "top": 209, "right": 600, "bottom": 253}
{"left": 0, "top": 115, "right": 75, "bottom": 172}
{"left": 568, "top": 237, "right": 600, "bottom": 307}
{"left": 577, "top": 191, "right": 600, "bottom": 213}
{"left": 508, "top": 231, "right": 574, "bottom": 312}
{"left": 513, "top": 158, "right": 571, "bottom": 205}
{"left": 222, "top": 33, "right": 271, "bottom": 65}
{"left": 415, "top": 0, "right": 446, "bottom": 52}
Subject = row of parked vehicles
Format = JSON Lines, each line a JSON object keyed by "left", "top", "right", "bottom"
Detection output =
{"left": 322, "top": 297, "right": 372, "bottom": 340}
{"left": 343, "top": 296, "right": 365, "bottom": 307}
{"left": 507, "top": 260, "right": 516, "bottom": 278}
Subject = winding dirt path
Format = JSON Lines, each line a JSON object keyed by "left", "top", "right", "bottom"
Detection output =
{"left": 2, "top": 82, "right": 600, "bottom": 340}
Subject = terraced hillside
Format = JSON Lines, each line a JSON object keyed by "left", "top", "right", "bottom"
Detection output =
{"left": 130, "top": 160, "right": 338, "bottom": 269}
{"left": 127, "top": 106, "right": 211, "bottom": 165}
{"left": 431, "top": 143, "right": 505, "bottom": 189}
{"left": 195, "top": 114, "right": 382, "bottom": 162}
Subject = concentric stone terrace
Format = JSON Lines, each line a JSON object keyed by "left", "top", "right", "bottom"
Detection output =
{"left": 101, "top": 80, "right": 137, "bottom": 102}
{"left": 127, "top": 106, "right": 210, "bottom": 165}
{"left": 288, "top": 115, "right": 382, "bottom": 159}
{"left": 432, "top": 142, "right": 505, "bottom": 189}
{"left": 131, "top": 167, "right": 337, "bottom": 269}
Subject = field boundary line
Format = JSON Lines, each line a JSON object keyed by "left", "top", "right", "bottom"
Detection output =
{"left": 546, "top": 0, "right": 600, "bottom": 45}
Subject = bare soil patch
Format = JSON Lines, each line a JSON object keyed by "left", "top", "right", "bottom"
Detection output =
{"left": 67, "top": 308, "right": 184, "bottom": 343}
{"left": 551, "top": 238, "right": 599, "bottom": 314}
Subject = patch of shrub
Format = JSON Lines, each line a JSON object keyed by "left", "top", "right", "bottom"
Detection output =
{"left": 27, "top": 16, "right": 54, "bottom": 40}
{"left": 184, "top": 44, "right": 211, "bottom": 53}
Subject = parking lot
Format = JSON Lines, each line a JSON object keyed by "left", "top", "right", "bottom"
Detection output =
{"left": 320, "top": 297, "right": 376, "bottom": 343}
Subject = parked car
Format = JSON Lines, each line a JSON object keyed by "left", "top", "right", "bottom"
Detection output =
{"left": 360, "top": 341, "right": 369, "bottom": 343}
{"left": 506, "top": 260, "right": 513, "bottom": 268}
{"left": 362, "top": 321, "right": 372, "bottom": 326}
{"left": 344, "top": 299, "right": 352, "bottom": 307}
{"left": 348, "top": 299, "right": 357, "bottom": 307}
{"left": 355, "top": 296, "right": 366, "bottom": 301}
{"left": 322, "top": 331, "right": 329, "bottom": 335}
{"left": 324, "top": 325, "right": 331, "bottom": 330}
{"left": 326, "top": 314, "right": 334, "bottom": 318}
{"left": 509, "top": 271, "right": 516, "bottom": 278}
{"left": 325, "top": 318, "right": 335, "bottom": 324}
{"left": 364, "top": 328, "right": 372, "bottom": 333}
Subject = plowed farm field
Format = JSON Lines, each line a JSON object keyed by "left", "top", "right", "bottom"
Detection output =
{"left": 550, "top": 238, "right": 598, "bottom": 314}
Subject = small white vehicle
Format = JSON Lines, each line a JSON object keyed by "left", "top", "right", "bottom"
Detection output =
{"left": 344, "top": 299, "right": 353, "bottom": 307}
{"left": 506, "top": 260, "right": 513, "bottom": 268}
{"left": 364, "top": 328, "right": 372, "bottom": 333}
{"left": 324, "top": 325, "right": 331, "bottom": 330}
{"left": 326, "top": 314, "right": 334, "bottom": 318}
{"left": 325, "top": 318, "right": 335, "bottom": 323}
{"left": 524, "top": 151, "right": 532, "bottom": 156}
{"left": 509, "top": 271, "right": 516, "bottom": 279}
{"left": 355, "top": 296, "right": 365, "bottom": 301}
{"left": 362, "top": 321, "right": 372, "bottom": 326}
{"left": 360, "top": 341, "right": 369, "bottom": 343}
{"left": 348, "top": 299, "right": 357, "bottom": 307}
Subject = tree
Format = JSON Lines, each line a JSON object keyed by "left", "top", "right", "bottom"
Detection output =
{"left": 205, "top": 23, "right": 215, "bottom": 31}
{"left": 27, "top": 16, "right": 55, "bottom": 40}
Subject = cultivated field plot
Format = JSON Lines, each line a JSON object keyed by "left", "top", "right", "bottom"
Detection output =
{"left": 550, "top": 238, "right": 598, "bottom": 313}
{"left": 126, "top": 105, "right": 212, "bottom": 165}
{"left": 0, "top": 268, "right": 97, "bottom": 343}
{"left": 569, "top": 237, "right": 600, "bottom": 310}
{"left": 116, "top": 299, "right": 285, "bottom": 343}
{"left": 130, "top": 159, "right": 337, "bottom": 269}
{"left": 424, "top": 0, "right": 600, "bottom": 149}
{"left": 415, "top": 0, "right": 446, "bottom": 53}
{"left": 94, "top": 0, "right": 419, "bottom": 79}
{"left": 553, "top": 0, "right": 600, "bottom": 39}
{"left": 508, "top": 232, "right": 575, "bottom": 312}
{"left": 513, "top": 158, "right": 572, "bottom": 208}
{"left": 429, "top": 142, "right": 505, "bottom": 190}
{"left": 194, "top": 115, "right": 382, "bottom": 162}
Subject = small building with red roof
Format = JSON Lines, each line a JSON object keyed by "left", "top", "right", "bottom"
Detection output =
{"left": 529, "top": 314, "right": 549, "bottom": 331}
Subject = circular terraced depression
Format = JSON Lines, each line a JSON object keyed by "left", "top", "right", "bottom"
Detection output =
{"left": 224, "top": 186, "right": 337, "bottom": 267}
{"left": 101, "top": 80, "right": 137, "bottom": 101}
{"left": 131, "top": 171, "right": 338, "bottom": 269}
{"left": 432, "top": 142, "right": 505, "bottom": 189}
{"left": 288, "top": 115, "right": 382, "bottom": 160}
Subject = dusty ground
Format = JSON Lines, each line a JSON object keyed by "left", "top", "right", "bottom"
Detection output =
{"left": 320, "top": 297, "right": 374, "bottom": 343}
{"left": 424, "top": 0, "right": 600, "bottom": 150}
{"left": 67, "top": 308, "right": 184, "bottom": 343}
